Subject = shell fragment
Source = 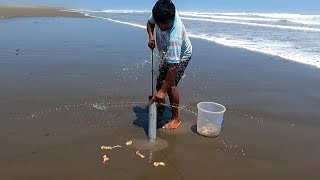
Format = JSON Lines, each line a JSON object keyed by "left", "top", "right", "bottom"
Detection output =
{"left": 101, "top": 145, "right": 121, "bottom": 151}
{"left": 198, "top": 126, "right": 219, "bottom": 136}
{"left": 126, "top": 140, "right": 133, "bottom": 146}
{"left": 153, "top": 162, "right": 165, "bottom": 167}
{"left": 101, "top": 146, "right": 113, "bottom": 151}
{"left": 102, "top": 155, "right": 109, "bottom": 163}
{"left": 135, "top": 151, "right": 145, "bottom": 159}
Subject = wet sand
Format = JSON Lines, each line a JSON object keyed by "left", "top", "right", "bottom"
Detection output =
{"left": 0, "top": 5, "right": 88, "bottom": 18}
{"left": 1, "top": 16, "right": 320, "bottom": 180}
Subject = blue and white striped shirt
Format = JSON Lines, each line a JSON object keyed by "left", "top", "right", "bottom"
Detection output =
{"left": 149, "top": 11, "right": 192, "bottom": 63}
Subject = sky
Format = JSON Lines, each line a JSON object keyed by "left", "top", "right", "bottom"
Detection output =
{"left": 1, "top": 0, "right": 320, "bottom": 13}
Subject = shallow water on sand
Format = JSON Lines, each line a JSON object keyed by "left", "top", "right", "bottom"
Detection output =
{"left": 1, "top": 17, "right": 320, "bottom": 179}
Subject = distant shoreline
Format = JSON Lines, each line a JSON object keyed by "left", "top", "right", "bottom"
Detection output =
{"left": 0, "top": 5, "right": 89, "bottom": 19}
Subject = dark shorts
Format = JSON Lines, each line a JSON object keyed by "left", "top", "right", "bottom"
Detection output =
{"left": 158, "top": 59, "right": 190, "bottom": 86}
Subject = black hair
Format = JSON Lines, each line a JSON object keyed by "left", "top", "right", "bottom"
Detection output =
{"left": 152, "top": 0, "right": 176, "bottom": 23}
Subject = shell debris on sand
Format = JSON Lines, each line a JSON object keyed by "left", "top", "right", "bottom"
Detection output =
{"left": 153, "top": 162, "right": 165, "bottom": 167}
{"left": 101, "top": 145, "right": 121, "bottom": 151}
{"left": 126, "top": 140, "right": 133, "bottom": 146}
{"left": 101, "top": 146, "right": 113, "bottom": 151}
{"left": 198, "top": 126, "right": 219, "bottom": 136}
{"left": 135, "top": 151, "right": 145, "bottom": 159}
{"left": 149, "top": 151, "right": 153, "bottom": 163}
{"left": 102, "top": 155, "right": 109, "bottom": 163}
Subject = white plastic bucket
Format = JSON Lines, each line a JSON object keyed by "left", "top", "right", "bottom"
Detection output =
{"left": 197, "top": 102, "right": 226, "bottom": 137}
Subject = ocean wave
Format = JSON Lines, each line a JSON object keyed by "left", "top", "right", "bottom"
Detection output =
{"left": 188, "top": 33, "right": 320, "bottom": 68}
{"left": 79, "top": 12, "right": 320, "bottom": 68}
{"left": 179, "top": 12, "right": 320, "bottom": 19}
{"left": 181, "top": 17, "right": 320, "bottom": 32}
{"left": 278, "top": 19, "right": 291, "bottom": 23}
{"left": 179, "top": 12, "right": 320, "bottom": 26}
{"left": 70, "top": 9, "right": 320, "bottom": 20}
{"left": 244, "top": 13, "right": 320, "bottom": 19}
{"left": 69, "top": 9, "right": 320, "bottom": 26}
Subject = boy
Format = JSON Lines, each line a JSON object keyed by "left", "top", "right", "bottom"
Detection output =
{"left": 147, "top": 0, "right": 192, "bottom": 130}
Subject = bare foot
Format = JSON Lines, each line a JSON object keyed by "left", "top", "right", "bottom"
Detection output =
{"left": 162, "top": 118, "right": 181, "bottom": 130}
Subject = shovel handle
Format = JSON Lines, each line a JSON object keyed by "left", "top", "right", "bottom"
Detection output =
{"left": 151, "top": 49, "right": 154, "bottom": 96}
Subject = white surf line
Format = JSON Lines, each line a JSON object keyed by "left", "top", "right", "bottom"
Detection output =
{"left": 181, "top": 17, "right": 320, "bottom": 32}
{"left": 65, "top": 9, "right": 149, "bottom": 14}
{"left": 86, "top": 14, "right": 146, "bottom": 28}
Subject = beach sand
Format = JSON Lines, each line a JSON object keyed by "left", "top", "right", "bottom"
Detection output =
{"left": 0, "top": 5, "right": 87, "bottom": 18}
{"left": 1, "top": 9, "right": 320, "bottom": 180}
